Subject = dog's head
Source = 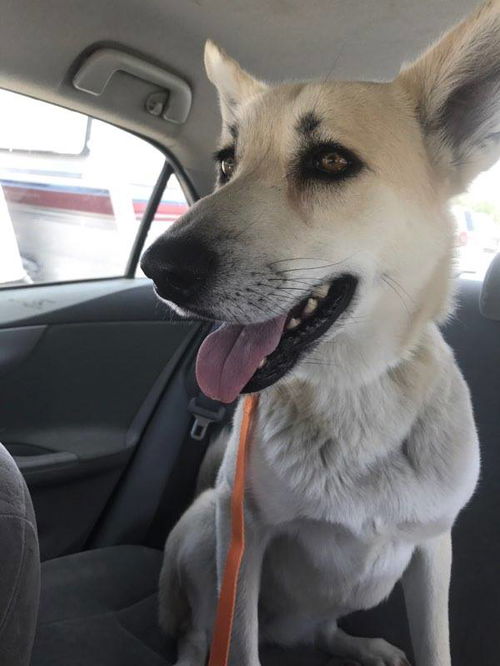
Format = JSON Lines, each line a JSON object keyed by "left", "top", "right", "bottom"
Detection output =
{"left": 142, "top": 0, "right": 500, "bottom": 403}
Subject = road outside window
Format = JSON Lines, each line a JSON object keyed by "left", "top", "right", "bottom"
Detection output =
{"left": 453, "top": 160, "right": 500, "bottom": 280}
{"left": 0, "top": 89, "right": 189, "bottom": 287}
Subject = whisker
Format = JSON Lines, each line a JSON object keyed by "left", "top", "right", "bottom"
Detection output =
{"left": 275, "top": 264, "right": 341, "bottom": 274}
{"left": 383, "top": 274, "right": 414, "bottom": 304}
{"left": 381, "top": 275, "right": 411, "bottom": 316}
{"left": 272, "top": 252, "right": 358, "bottom": 275}
{"left": 273, "top": 286, "right": 310, "bottom": 293}
{"left": 267, "top": 277, "right": 320, "bottom": 286}
{"left": 268, "top": 257, "right": 336, "bottom": 267}
{"left": 247, "top": 299, "right": 284, "bottom": 320}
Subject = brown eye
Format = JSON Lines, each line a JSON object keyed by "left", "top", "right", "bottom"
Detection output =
{"left": 298, "top": 142, "right": 363, "bottom": 183}
{"left": 315, "top": 151, "right": 349, "bottom": 174}
{"left": 220, "top": 156, "right": 235, "bottom": 178}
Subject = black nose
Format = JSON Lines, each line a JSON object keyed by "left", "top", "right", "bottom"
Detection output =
{"left": 140, "top": 234, "right": 217, "bottom": 305}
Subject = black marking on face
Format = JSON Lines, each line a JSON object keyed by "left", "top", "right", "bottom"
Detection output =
{"left": 290, "top": 140, "right": 364, "bottom": 187}
{"left": 296, "top": 111, "right": 321, "bottom": 136}
{"left": 228, "top": 123, "right": 239, "bottom": 141}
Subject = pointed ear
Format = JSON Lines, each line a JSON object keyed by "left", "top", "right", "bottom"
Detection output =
{"left": 398, "top": 0, "right": 500, "bottom": 193}
{"left": 204, "top": 40, "right": 267, "bottom": 124}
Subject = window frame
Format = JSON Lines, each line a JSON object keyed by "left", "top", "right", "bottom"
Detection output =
{"left": 0, "top": 116, "right": 92, "bottom": 159}
{"left": 125, "top": 160, "right": 173, "bottom": 278}
{"left": 0, "top": 87, "right": 197, "bottom": 290}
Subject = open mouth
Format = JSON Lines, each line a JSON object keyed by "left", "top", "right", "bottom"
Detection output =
{"left": 196, "top": 274, "right": 357, "bottom": 403}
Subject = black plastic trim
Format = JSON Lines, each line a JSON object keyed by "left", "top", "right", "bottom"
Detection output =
{"left": 125, "top": 160, "right": 173, "bottom": 277}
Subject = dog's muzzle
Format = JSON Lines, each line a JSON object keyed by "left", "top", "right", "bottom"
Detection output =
{"left": 140, "top": 233, "right": 217, "bottom": 307}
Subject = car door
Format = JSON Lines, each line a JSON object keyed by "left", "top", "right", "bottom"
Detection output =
{"left": 0, "top": 89, "right": 200, "bottom": 560}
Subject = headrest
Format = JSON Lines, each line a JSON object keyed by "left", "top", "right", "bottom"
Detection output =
{"left": 480, "top": 253, "right": 500, "bottom": 321}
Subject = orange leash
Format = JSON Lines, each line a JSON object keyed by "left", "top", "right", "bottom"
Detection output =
{"left": 208, "top": 393, "right": 259, "bottom": 666}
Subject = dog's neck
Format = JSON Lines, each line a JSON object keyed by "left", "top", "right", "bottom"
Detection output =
{"left": 274, "top": 315, "right": 446, "bottom": 421}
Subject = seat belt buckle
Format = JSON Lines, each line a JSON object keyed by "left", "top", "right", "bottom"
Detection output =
{"left": 188, "top": 397, "right": 226, "bottom": 441}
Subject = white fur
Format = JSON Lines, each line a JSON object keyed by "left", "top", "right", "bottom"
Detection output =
{"left": 158, "top": 3, "right": 500, "bottom": 664}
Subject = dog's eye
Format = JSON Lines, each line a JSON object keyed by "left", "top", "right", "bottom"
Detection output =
{"left": 297, "top": 142, "right": 363, "bottom": 184}
{"left": 220, "top": 156, "right": 235, "bottom": 179}
{"left": 214, "top": 146, "right": 237, "bottom": 183}
{"left": 314, "top": 151, "right": 349, "bottom": 175}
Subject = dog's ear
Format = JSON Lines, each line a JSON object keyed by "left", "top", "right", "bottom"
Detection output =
{"left": 398, "top": 0, "right": 500, "bottom": 193}
{"left": 204, "top": 40, "right": 267, "bottom": 123}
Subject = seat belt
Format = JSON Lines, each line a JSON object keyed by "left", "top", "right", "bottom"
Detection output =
{"left": 145, "top": 354, "right": 233, "bottom": 547}
{"left": 188, "top": 393, "right": 227, "bottom": 442}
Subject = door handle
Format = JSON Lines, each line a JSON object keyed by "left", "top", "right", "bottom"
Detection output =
{"left": 73, "top": 48, "right": 192, "bottom": 124}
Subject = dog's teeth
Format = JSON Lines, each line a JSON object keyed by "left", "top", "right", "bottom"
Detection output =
{"left": 287, "top": 317, "right": 301, "bottom": 330}
{"left": 258, "top": 358, "right": 267, "bottom": 368}
{"left": 303, "top": 298, "right": 318, "bottom": 316}
{"left": 313, "top": 284, "right": 329, "bottom": 299}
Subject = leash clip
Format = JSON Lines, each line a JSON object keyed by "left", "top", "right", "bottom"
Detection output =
{"left": 188, "top": 397, "right": 226, "bottom": 441}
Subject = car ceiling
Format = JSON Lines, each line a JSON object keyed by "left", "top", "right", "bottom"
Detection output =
{"left": 0, "top": 0, "right": 481, "bottom": 197}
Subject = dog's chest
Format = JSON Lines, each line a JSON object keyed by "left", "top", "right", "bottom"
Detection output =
{"left": 261, "top": 519, "right": 414, "bottom": 615}
{"left": 249, "top": 439, "right": 398, "bottom": 532}
{"left": 247, "top": 389, "right": 417, "bottom": 532}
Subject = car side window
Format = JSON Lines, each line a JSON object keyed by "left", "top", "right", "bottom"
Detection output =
{"left": 0, "top": 89, "right": 189, "bottom": 287}
{"left": 451, "top": 159, "right": 500, "bottom": 281}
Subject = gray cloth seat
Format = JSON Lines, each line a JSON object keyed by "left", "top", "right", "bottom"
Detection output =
{"left": 0, "top": 442, "right": 40, "bottom": 666}
{"left": 28, "top": 538, "right": 495, "bottom": 666}
{"left": 28, "top": 540, "right": 416, "bottom": 666}
{"left": 29, "top": 545, "right": 334, "bottom": 666}
{"left": 31, "top": 546, "right": 175, "bottom": 666}
{"left": 27, "top": 544, "right": 454, "bottom": 666}
{"left": 30, "top": 278, "right": 500, "bottom": 666}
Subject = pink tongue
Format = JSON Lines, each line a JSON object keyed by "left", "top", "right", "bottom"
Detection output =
{"left": 196, "top": 315, "right": 287, "bottom": 403}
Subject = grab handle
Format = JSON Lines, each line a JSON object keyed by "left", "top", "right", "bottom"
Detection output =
{"left": 73, "top": 48, "right": 192, "bottom": 124}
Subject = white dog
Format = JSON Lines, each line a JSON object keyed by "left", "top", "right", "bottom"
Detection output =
{"left": 141, "top": 2, "right": 500, "bottom": 664}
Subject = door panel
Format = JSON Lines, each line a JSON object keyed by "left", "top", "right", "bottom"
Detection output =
{"left": 0, "top": 89, "right": 196, "bottom": 560}
{"left": 0, "top": 279, "right": 199, "bottom": 559}
{"left": 0, "top": 325, "right": 46, "bottom": 374}
{"left": 1, "top": 278, "right": 163, "bottom": 326}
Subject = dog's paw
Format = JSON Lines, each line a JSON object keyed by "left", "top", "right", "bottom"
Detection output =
{"left": 331, "top": 659, "right": 409, "bottom": 666}
{"left": 328, "top": 657, "right": 411, "bottom": 666}
{"left": 353, "top": 637, "right": 410, "bottom": 666}
{"left": 327, "top": 637, "right": 410, "bottom": 666}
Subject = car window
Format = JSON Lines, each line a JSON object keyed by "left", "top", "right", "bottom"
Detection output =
{"left": 453, "top": 158, "right": 500, "bottom": 281}
{"left": 0, "top": 89, "right": 187, "bottom": 287}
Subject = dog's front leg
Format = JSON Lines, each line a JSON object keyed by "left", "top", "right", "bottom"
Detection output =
{"left": 402, "top": 531, "right": 452, "bottom": 666}
{"left": 216, "top": 490, "right": 269, "bottom": 666}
